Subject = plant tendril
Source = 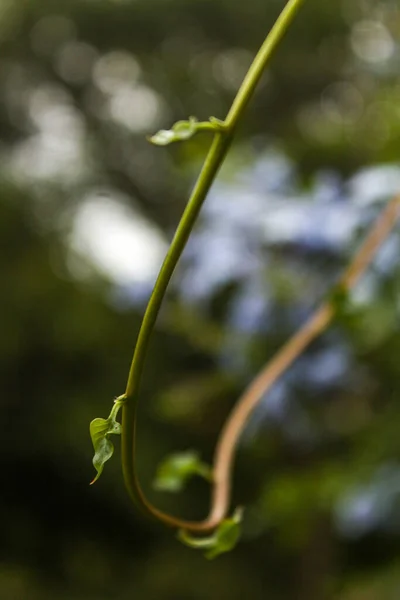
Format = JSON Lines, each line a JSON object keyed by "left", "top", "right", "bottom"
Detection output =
{"left": 110, "top": 0, "right": 400, "bottom": 536}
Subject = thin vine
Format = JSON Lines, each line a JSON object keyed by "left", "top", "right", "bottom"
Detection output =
{"left": 122, "top": 0, "right": 307, "bottom": 529}
{"left": 89, "top": 0, "right": 400, "bottom": 558}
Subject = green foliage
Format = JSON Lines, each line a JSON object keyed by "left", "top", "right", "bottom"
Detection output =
{"left": 2, "top": 0, "right": 400, "bottom": 597}
{"left": 90, "top": 397, "right": 125, "bottom": 484}
{"left": 178, "top": 508, "right": 243, "bottom": 560}
{"left": 148, "top": 116, "right": 226, "bottom": 146}
{"left": 153, "top": 450, "right": 212, "bottom": 492}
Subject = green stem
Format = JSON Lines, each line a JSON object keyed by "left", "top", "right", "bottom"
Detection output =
{"left": 122, "top": 133, "right": 232, "bottom": 513}
{"left": 122, "top": 0, "right": 306, "bottom": 520}
{"left": 124, "top": 132, "right": 231, "bottom": 401}
{"left": 226, "top": 0, "right": 305, "bottom": 128}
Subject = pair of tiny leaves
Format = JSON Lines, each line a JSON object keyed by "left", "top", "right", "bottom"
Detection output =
{"left": 178, "top": 508, "right": 243, "bottom": 560}
{"left": 89, "top": 397, "right": 125, "bottom": 484}
{"left": 148, "top": 116, "right": 226, "bottom": 146}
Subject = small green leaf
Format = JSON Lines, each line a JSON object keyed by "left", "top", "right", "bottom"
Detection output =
{"left": 153, "top": 450, "right": 212, "bottom": 493}
{"left": 205, "top": 509, "right": 243, "bottom": 559}
{"left": 89, "top": 397, "right": 125, "bottom": 484}
{"left": 148, "top": 116, "right": 226, "bottom": 146}
{"left": 148, "top": 117, "right": 198, "bottom": 146}
{"left": 177, "top": 508, "right": 243, "bottom": 559}
{"left": 90, "top": 420, "right": 115, "bottom": 484}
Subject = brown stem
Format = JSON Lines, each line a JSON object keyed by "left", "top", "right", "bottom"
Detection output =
{"left": 142, "top": 195, "right": 400, "bottom": 532}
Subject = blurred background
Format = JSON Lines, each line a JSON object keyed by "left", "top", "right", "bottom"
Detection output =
{"left": 1, "top": 0, "right": 400, "bottom": 598}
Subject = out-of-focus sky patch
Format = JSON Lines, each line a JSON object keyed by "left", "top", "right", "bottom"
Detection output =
{"left": 92, "top": 49, "right": 168, "bottom": 133}
{"left": 351, "top": 20, "right": 395, "bottom": 65}
{"left": 6, "top": 82, "right": 88, "bottom": 183}
{"left": 69, "top": 194, "right": 167, "bottom": 284}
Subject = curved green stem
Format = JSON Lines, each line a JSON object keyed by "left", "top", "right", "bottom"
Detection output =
{"left": 121, "top": 0, "right": 306, "bottom": 527}
{"left": 122, "top": 133, "right": 232, "bottom": 517}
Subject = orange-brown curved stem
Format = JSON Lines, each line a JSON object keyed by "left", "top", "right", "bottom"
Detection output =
{"left": 123, "top": 195, "right": 400, "bottom": 533}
